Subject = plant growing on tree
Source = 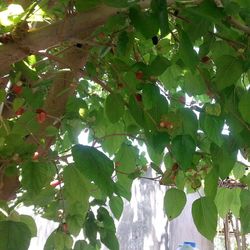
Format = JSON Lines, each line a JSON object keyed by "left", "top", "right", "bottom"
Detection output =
{"left": 0, "top": 0, "right": 250, "bottom": 249}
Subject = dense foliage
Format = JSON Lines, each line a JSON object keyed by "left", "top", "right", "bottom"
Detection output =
{"left": 0, "top": 0, "right": 250, "bottom": 249}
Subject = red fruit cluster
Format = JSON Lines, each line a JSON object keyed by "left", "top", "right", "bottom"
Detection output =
{"left": 160, "top": 121, "right": 174, "bottom": 129}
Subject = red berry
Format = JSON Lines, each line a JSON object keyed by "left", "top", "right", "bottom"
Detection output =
{"left": 115, "top": 161, "right": 121, "bottom": 167}
{"left": 62, "top": 223, "right": 68, "bottom": 233}
{"left": 15, "top": 107, "right": 25, "bottom": 116}
{"left": 201, "top": 56, "right": 211, "bottom": 64}
{"left": 98, "top": 32, "right": 105, "bottom": 39}
{"left": 160, "top": 121, "right": 165, "bottom": 128}
{"left": 179, "top": 96, "right": 186, "bottom": 104}
{"left": 12, "top": 85, "right": 22, "bottom": 95}
{"left": 37, "top": 111, "right": 47, "bottom": 123}
{"left": 50, "top": 180, "right": 61, "bottom": 187}
{"left": 160, "top": 121, "right": 174, "bottom": 129}
{"left": 117, "top": 83, "right": 124, "bottom": 89}
{"left": 135, "top": 93, "right": 142, "bottom": 102}
{"left": 32, "top": 151, "right": 39, "bottom": 161}
{"left": 135, "top": 71, "right": 143, "bottom": 80}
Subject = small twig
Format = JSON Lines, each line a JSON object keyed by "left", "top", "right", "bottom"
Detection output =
{"left": 209, "top": 31, "right": 246, "bottom": 49}
{"left": 227, "top": 16, "right": 250, "bottom": 35}
{"left": 53, "top": 162, "right": 66, "bottom": 224}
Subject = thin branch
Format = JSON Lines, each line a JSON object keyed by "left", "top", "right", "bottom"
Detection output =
{"left": 227, "top": 16, "right": 250, "bottom": 35}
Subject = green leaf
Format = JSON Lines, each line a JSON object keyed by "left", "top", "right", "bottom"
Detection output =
{"left": 204, "top": 168, "right": 218, "bottom": 200}
{"left": 97, "top": 207, "right": 116, "bottom": 232}
{"left": 129, "top": 7, "right": 159, "bottom": 39}
{"left": 151, "top": 0, "right": 169, "bottom": 36}
{"left": 215, "top": 187, "right": 241, "bottom": 218}
{"left": 172, "top": 135, "right": 196, "bottom": 170}
{"left": 67, "top": 214, "right": 85, "bottom": 236}
{"left": 74, "top": 240, "right": 95, "bottom": 250}
{"left": 72, "top": 145, "right": 115, "bottom": 196}
{"left": 149, "top": 55, "right": 170, "bottom": 76}
{"left": 233, "top": 162, "right": 246, "bottom": 179}
{"left": 240, "top": 190, "right": 250, "bottom": 233}
{"left": 211, "top": 142, "right": 237, "bottom": 179}
{"left": 128, "top": 94, "right": 145, "bottom": 127}
{"left": 192, "top": 197, "right": 217, "bottom": 241}
{"left": 105, "top": 93, "right": 125, "bottom": 123}
{"left": 44, "top": 230, "right": 73, "bottom": 250}
{"left": 200, "top": 113, "right": 224, "bottom": 146}
{"left": 160, "top": 64, "right": 182, "bottom": 89}
{"left": 109, "top": 195, "right": 123, "bottom": 220}
{"left": 103, "top": 0, "right": 136, "bottom": 8}
{"left": 179, "top": 30, "right": 199, "bottom": 72}
{"left": 178, "top": 108, "right": 198, "bottom": 138}
{"left": 164, "top": 188, "right": 186, "bottom": 220}
{"left": 238, "top": 91, "right": 250, "bottom": 123}
{"left": 13, "top": 97, "right": 25, "bottom": 112}
{"left": 117, "top": 31, "right": 132, "bottom": 57}
{"left": 0, "top": 221, "right": 31, "bottom": 250}
{"left": 14, "top": 60, "right": 38, "bottom": 81}
{"left": 21, "top": 161, "right": 55, "bottom": 196}
{"left": 0, "top": 88, "right": 6, "bottom": 103}
{"left": 19, "top": 215, "right": 37, "bottom": 237}
{"left": 184, "top": 70, "right": 206, "bottom": 95}
{"left": 63, "top": 166, "right": 89, "bottom": 204}
{"left": 215, "top": 55, "right": 243, "bottom": 91}
{"left": 85, "top": 211, "right": 98, "bottom": 245}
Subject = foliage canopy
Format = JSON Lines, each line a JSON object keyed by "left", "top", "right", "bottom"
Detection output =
{"left": 0, "top": 0, "right": 250, "bottom": 249}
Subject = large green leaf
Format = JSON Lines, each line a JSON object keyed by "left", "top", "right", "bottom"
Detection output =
{"left": 211, "top": 141, "right": 237, "bottom": 179}
{"left": 63, "top": 166, "right": 89, "bottom": 215}
{"left": 192, "top": 197, "right": 217, "bottom": 241}
{"left": 151, "top": 0, "right": 169, "bottom": 36}
{"left": 200, "top": 113, "right": 224, "bottom": 146}
{"left": 97, "top": 208, "right": 119, "bottom": 250}
{"left": 238, "top": 91, "right": 250, "bottom": 124}
{"left": 21, "top": 161, "right": 55, "bottom": 196}
{"left": 44, "top": 230, "right": 73, "bottom": 250}
{"left": 178, "top": 108, "right": 198, "bottom": 138}
{"left": 215, "top": 187, "right": 241, "bottom": 218}
{"left": 204, "top": 168, "right": 218, "bottom": 200}
{"left": 164, "top": 188, "right": 186, "bottom": 220}
{"left": 72, "top": 145, "right": 115, "bottom": 196}
{"left": 215, "top": 55, "right": 243, "bottom": 91}
{"left": 105, "top": 93, "right": 125, "bottom": 123}
{"left": 172, "top": 135, "right": 196, "bottom": 170}
{"left": 109, "top": 195, "right": 123, "bottom": 220}
{"left": 179, "top": 30, "right": 199, "bottom": 72}
{"left": 74, "top": 240, "right": 96, "bottom": 250}
{"left": 129, "top": 6, "right": 159, "bottom": 39}
{"left": 149, "top": 55, "right": 170, "bottom": 76}
{"left": 0, "top": 221, "right": 31, "bottom": 250}
{"left": 240, "top": 190, "right": 250, "bottom": 233}
{"left": 128, "top": 94, "right": 145, "bottom": 127}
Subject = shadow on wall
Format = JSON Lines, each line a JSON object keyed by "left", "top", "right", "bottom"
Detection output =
{"left": 116, "top": 169, "right": 168, "bottom": 250}
{"left": 116, "top": 169, "right": 214, "bottom": 250}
